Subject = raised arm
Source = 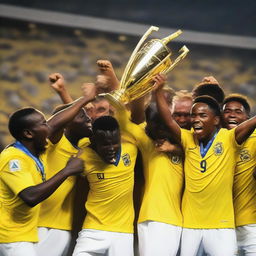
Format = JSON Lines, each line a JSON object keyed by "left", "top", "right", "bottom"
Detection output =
{"left": 47, "top": 83, "right": 96, "bottom": 143}
{"left": 49, "top": 73, "right": 73, "bottom": 104}
{"left": 154, "top": 74, "right": 181, "bottom": 143}
{"left": 96, "top": 60, "right": 120, "bottom": 92}
{"left": 235, "top": 116, "right": 256, "bottom": 145}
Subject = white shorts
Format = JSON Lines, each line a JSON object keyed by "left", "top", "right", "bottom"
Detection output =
{"left": 180, "top": 228, "right": 237, "bottom": 256}
{"left": 236, "top": 224, "right": 256, "bottom": 255}
{"left": 36, "top": 227, "right": 71, "bottom": 256}
{"left": 138, "top": 221, "right": 182, "bottom": 256}
{"left": 0, "top": 242, "right": 37, "bottom": 256}
{"left": 72, "top": 229, "right": 133, "bottom": 256}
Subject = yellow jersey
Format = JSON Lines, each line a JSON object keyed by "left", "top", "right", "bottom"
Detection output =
{"left": 80, "top": 140, "right": 138, "bottom": 233}
{"left": 181, "top": 128, "right": 239, "bottom": 228}
{"left": 234, "top": 130, "right": 256, "bottom": 227}
{"left": 0, "top": 146, "right": 44, "bottom": 242}
{"left": 38, "top": 135, "right": 90, "bottom": 230}
{"left": 115, "top": 108, "right": 184, "bottom": 226}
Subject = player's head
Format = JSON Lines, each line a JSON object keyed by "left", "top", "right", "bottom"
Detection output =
{"left": 192, "top": 81, "right": 225, "bottom": 104}
{"left": 52, "top": 103, "right": 92, "bottom": 139}
{"left": 145, "top": 103, "right": 171, "bottom": 141}
{"left": 171, "top": 90, "right": 193, "bottom": 130}
{"left": 191, "top": 96, "right": 221, "bottom": 142}
{"left": 87, "top": 96, "right": 113, "bottom": 122}
{"left": 222, "top": 94, "right": 250, "bottom": 129}
{"left": 90, "top": 115, "right": 121, "bottom": 164}
{"left": 8, "top": 107, "right": 49, "bottom": 154}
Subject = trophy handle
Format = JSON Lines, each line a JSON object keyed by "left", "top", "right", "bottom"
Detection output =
{"left": 120, "top": 26, "right": 159, "bottom": 89}
{"left": 163, "top": 45, "right": 189, "bottom": 74}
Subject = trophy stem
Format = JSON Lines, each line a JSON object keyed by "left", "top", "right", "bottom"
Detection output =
{"left": 162, "top": 30, "right": 182, "bottom": 45}
{"left": 120, "top": 26, "right": 159, "bottom": 89}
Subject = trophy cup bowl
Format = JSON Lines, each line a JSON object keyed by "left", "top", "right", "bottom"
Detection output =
{"left": 100, "top": 26, "right": 189, "bottom": 107}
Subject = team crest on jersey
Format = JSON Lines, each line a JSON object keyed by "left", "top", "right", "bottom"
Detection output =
{"left": 9, "top": 159, "right": 21, "bottom": 171}
{"left": 171, "top": 155, "right": 181, "bottom": 165}
{"left": 213, "top": 142, "right": 223, "bottom": 156}
{"left": 97, "top": 173, "right": 105, "bottom": 179}
{"left": 239, "top": 149, "right": 251, "bottom": 162}
{"left": 122, "top": 153, "right": 131, "bottom": 166}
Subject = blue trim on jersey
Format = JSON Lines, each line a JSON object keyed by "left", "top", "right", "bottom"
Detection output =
{"left": 113, "top": 146, "right": 121, "bottom": 166}
{"left": 200, "top": 130, "right": 219, "bottom": 158}
{"left": 12, "top": 141, "right": 46, "bottom": 182}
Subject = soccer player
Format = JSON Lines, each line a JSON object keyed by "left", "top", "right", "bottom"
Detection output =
{"left": 0, "top": 91, "right": 95, "bottom": 256}
{"left": 222, "top": 94, "right": 256, "bottom": 255}
{"left": 36, "top": 97, "right": 93, "bottom": 256}
{"left": 155, "top": 76, "right": 256, "bottom": 256}
{"left": 116, "top": 102, "right": 184, "bottom": 256}
{"left": 171, "top": 90, "right": 193, "bottom": 130}
{"left": 72, "top": 115, "right": 138, "bottom": 256}
{"left": 110, "top": 73, "right": 185, "bottom": 256}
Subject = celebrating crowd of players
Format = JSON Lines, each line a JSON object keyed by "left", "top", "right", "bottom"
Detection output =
{"left": 0, "top": 60, "right": 256, "bottom": 256}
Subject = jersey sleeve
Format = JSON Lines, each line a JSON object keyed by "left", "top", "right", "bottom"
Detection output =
{"left": 1, "top": 157, "right": 37, "bottom": 195}
{"left": 114, "top": 106, "right": 153, "bottom": 155}
{"left": 180, "top": 128, "right": 193, "bottom": 149}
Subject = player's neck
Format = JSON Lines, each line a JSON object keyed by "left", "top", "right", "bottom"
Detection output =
{"left": 20, "top": 140, "right": 39, "bottom": 157}
{"left": 65, "top": 131, "right": 80, "bottom": 147}
{"left": 200, "top": 128, "right": 218, "bottom": 147}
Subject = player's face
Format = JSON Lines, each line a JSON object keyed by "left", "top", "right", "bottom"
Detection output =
{"left": 90, "top": 99, "right": 111, "bottom": 121}
{"left": 69, "top": 109, "right": 92, "bottom": 138}
{"left": 93, "top": 129, "right": 121, "bottom": 164}
{"left": 172, "top": 99, "right": 192, "bottom": 130}
{"left": 222, "top": 101, "right": 248, "bottom": 129}
{"left": 191, "top": 103, "right": 220, "bottom": 142}
{"left": 27, "top": 112, "right": 50, "bottom": 155}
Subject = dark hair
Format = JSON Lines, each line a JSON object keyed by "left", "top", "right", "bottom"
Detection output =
{"left": 192, "top": 83, "right": 225, "bottom": 104}
{"left": 193, "top": 96, "right": 221, "bottom": 116}
{"left": 223, "top": 94, "right": 251, "bottom": 115}
{"left": 8, "top": 107, "right": 39, "bottom": 140}
{"left": 92, "top": 115, "right": 119, "bottom": 133}
{"left": 145, "top": 103, "right": 159, "bottom": 122}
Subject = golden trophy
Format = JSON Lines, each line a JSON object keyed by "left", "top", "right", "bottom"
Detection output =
{"left": 100, "top": 26, "right": 189, "bottom": 106}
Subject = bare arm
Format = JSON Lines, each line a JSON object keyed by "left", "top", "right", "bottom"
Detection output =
{"left": 19, "top": 155, "right": 84, "bottom": 207}
{"left": 49, "top": 73, "right": 73, "bottom": 104}
{"left": 235, "top": 116, "right": 256, "bottom": 145}
{"left": 154, "top": 74, "right": 181, "bottom": 143}
{"left": 129, "top": 96, "right": 146, "bottom": 124}
{"left": 47, "top": 83, "right": 96, "bottom": 143}
{"left": 155, "top": 139, "right": 184, "bottom": 156}
{"left": 96, "top": 60, "right": 120, "bottom": 92}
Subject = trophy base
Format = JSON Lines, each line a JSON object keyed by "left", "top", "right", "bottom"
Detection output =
{"left": 98, "top": 92, "right": 126, "bottom": 110}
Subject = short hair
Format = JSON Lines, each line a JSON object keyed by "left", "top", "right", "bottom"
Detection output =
{"left": 92, "top": 115, "right": 119, "bottom": 133}
{"left": 172, "top": 90, "right": 193, "bottom": 105}
{"left": 145, "top": 102, "right": 162, "bottom": 123}
{"left": 192, "top": 82, "right": 225, "bottom": 104}
{"left": 193, "top": 96, "right": 221, "bottom": 116}
{"left": 223, "top": 94, "right": 251, "bottom": 115}
{"left": 8, "top": 107, "right": 39, "bottom": 140}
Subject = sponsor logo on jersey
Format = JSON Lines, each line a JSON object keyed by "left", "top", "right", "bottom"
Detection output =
{"left": 214, "top": 142, "right": 223, "bottom": 156}
{"left": 122, "top": 153, "right": 131, "bottom": 166}
{"left": 97, "top": 173, "right": 105, "bottom": 179}
{"left": 171, "top": 155, "right": 181, "bottom": 164}
{"left": 239, "top": 149, "right": 251, "bottom": 162}
{"left": 9, "top": 159, "right": 21, "bottom": 171}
